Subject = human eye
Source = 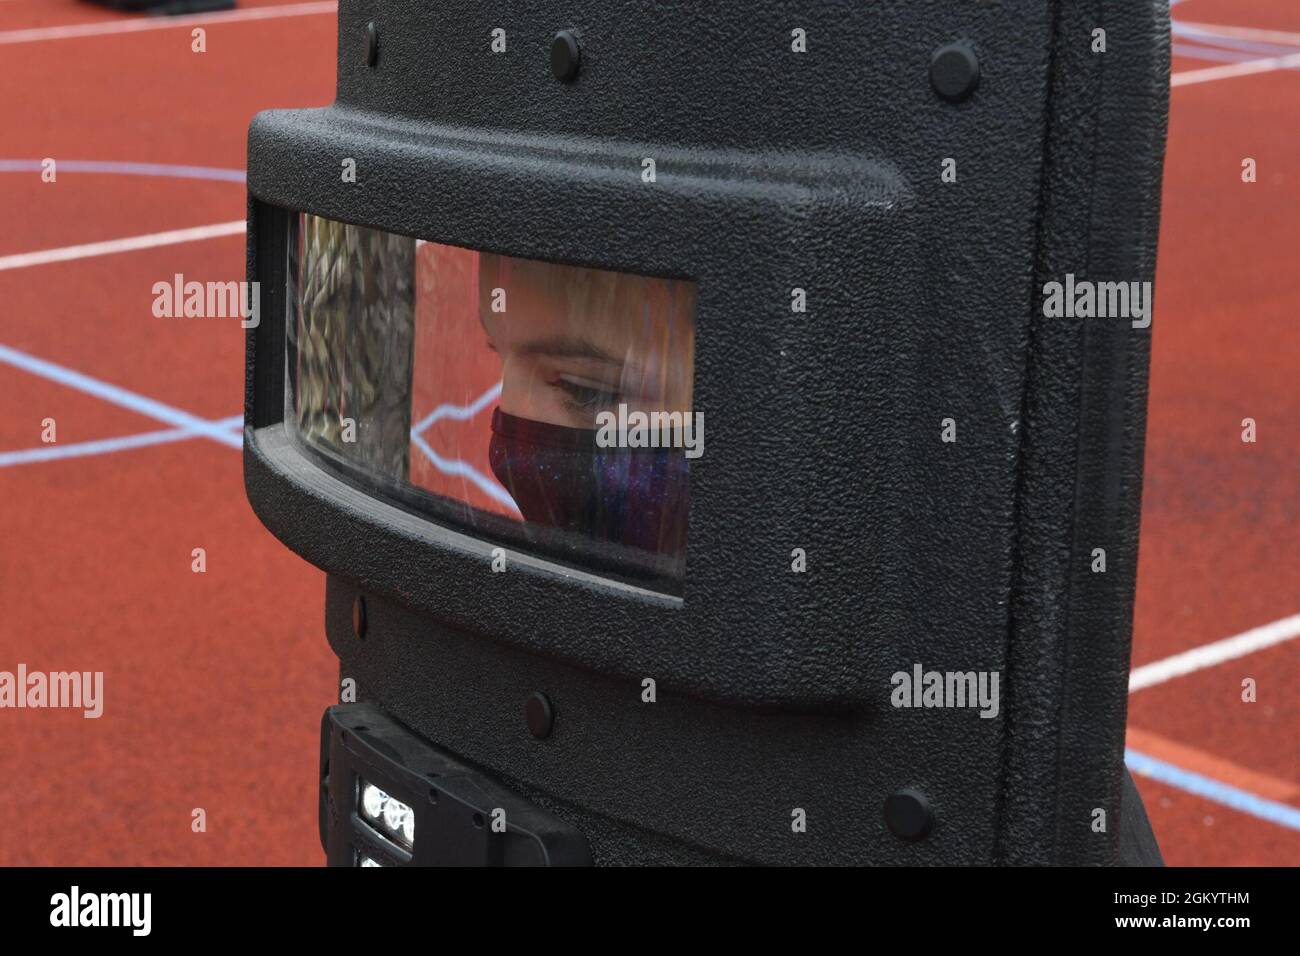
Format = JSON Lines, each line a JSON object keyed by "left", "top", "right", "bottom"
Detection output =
{"left": 550, "top": 375, "right": 621, "bottom": 414}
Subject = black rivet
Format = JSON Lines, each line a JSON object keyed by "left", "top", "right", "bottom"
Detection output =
{"left": 352, "top": 595, "right": 367, "bottom": 640}
{"left": 930, "top": 41, "right": 979, "bottom": 102}
{"left": 550, "top": 30, "right": 581, "bottom": 82}
{"left": 365, "top": 21, "right": 379, "bottom": 68}
{"left": 884, "top": 788, "right": 934, "bottom": 841}
{"left": 524, "top": 692, "right": 554, "bottom": 739}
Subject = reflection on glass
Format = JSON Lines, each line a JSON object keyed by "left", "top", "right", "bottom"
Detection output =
{"left": 287, "top": 213, "right": 697, "bottom": 591}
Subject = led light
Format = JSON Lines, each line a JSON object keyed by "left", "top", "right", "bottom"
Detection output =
{"left": 361, "top": 782, "right": 388, "bottom": 821}
{"left": 358, "top": 778, "right": 415, "bottom": 849}
{"left": 383, "top": 796, "right": 415, "bottom": 846}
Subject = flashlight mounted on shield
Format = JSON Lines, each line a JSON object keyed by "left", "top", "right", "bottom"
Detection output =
{"left": 244, "top": 1, "right": 1170, "bottom": 865}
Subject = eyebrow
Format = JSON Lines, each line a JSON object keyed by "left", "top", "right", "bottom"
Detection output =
{"left": 513, "top": 334, "right": 625, "bottom": 366}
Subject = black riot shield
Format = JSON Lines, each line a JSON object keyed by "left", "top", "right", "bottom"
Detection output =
{"left": 243, "top": 0, "right": 1170, "bottom": 865}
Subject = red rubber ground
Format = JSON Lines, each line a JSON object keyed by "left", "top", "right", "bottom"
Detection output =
{"left": 0, "top": 0, "right": 1294, "bottom": 865}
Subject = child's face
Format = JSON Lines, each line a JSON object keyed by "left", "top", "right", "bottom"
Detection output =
{"left": 478, "top": 253, "right": 696, "bottom": 429}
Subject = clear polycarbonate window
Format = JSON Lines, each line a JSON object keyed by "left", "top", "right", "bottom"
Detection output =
{"left": 285, "top": 212, "right": 698, "bottom": 590}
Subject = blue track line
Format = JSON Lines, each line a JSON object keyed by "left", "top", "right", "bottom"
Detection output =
{"left": 1173, "top": 42, "right": 1263, "bottom": 65}
{"left": 0, "top": 413, "right": 243, "bottom": 468}
{"left": 408, "top": 382, "right": 518, "bottom": 511}
{"left": 1172, "top": 22, "right": 1300, "bottom": 60}
{"left": 1126, "top": 749, "right": 1300, "bottom": 832}
{"left": 0, "top": 343, "right": 242, "bottom": 449}
{"left": 1, "top": 426, "right": 226, "bottom": 467}
{"left": 412, "top": 381, "right": 502, "bottom": 435}
{"left": 410, "top": 431, "right": 520, "bottom": 514}
{"left": 1174, "top": 41, "right": 1300, "bottom": 66}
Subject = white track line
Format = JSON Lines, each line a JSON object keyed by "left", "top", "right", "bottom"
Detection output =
{"left": 0, "top": 221, "right": 245, "bottom": 272}
{"left": 1130, "top": 613, "right": 1300, "bottom": 692}
{"left": 1177, "top": 21, "right": 1300, "bottom": 47}
{"left": 0, "top": 0, "right": 336, "bottom": 46}
{"left": 1172, "top": 49, "right": 1300, "bottom": 87}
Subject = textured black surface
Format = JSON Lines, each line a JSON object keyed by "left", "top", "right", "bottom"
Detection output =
{"left": 244, "top": 0, "right": 1169, "bottom": 864}
{"left": 997, "top": 0, "right": 1170, "bottom": 865}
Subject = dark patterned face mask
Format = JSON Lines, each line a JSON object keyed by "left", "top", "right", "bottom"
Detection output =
{"left": 489, "top": 408, "right": 690, "bottom": 558}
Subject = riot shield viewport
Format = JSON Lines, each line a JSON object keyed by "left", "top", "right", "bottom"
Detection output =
{"left": 244, "top": 0, "right": 1170, "bottom": 865}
